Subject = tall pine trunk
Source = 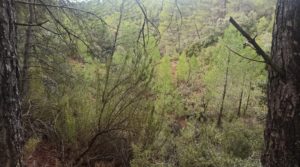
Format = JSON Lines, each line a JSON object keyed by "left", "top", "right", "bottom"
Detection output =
{"left": 0, "top": 0, "right": 23, "bottom": 166}
{"left": 262, "top": 0, "right": 300, "bottom": 166}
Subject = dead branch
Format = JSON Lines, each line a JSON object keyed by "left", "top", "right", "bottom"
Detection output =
{"left": 229, "top": 17, "right": 284, "bottom": 76}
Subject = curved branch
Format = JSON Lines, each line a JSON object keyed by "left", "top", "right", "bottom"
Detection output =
{"left": 225, "top": 46, "right": 265, "bottom": 63}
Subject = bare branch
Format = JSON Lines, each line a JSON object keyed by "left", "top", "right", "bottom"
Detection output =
{"left": 225, "top": 46, "right": 265, "bottom": 63}
{"left": 15, "top": 20, "right": 48, "bottom": 26}
{"left": 229, "top": 17, "right": 284, "bottom": 76}
{"left": 137, "top": 18, "right": 146, "bottom": 46}
{"left": 39, "top": 25, "right": 63, "bottom": 35}
{"left": 37, "top": 0, "right": 96, "bottom": 56}
{"left": 175, "top": 0, "right": 183, "bottom": 27}
{"left": 15, "top": 0, "right": 109, "bottom": 27}
{"left": 98, "top": 0, "right": 125, "bottom": 129}
{"left": 74, "top": 128, "right": 127, "bottom": 166}
{"left": 134, "top": 0, "right": 161, "bottom": 41}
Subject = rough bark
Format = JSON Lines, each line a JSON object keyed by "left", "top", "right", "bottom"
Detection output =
{"left": 262, "top": 0, "right": 300, "bottom": 166}
{"left": 0, "top": 0, "right": 23, "bottom": 166}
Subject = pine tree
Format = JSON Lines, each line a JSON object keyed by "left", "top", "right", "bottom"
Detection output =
{"left": 262, "top": 1, "right": 300, "bottom": 166}
{"left": 0, "top": 0, "right": 23, "bottom": 166}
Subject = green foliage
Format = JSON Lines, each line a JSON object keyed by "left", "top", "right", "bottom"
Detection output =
{"left": 55, "top": 85, "right": 96, "bottom": 144}
{"left": 131, "top": 119, "right": 264, "bottom": 167}
{"left": 155, "top": 56, "right": 173, "bottom": 93}
{"left": 176, "top": 53, "right": 190, "bottom": 81}
{"left": 176, "top": 120, "right": 263, "bottom": 167}
{"left": 23, "top": 137, "right": 40, "bottom": 158}
{"left": 189, "top": 56, "right": 199, "bottom": 72}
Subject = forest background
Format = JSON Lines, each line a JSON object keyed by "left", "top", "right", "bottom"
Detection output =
{"left": 11, "top": 0, "right": 276, "bottom": 166}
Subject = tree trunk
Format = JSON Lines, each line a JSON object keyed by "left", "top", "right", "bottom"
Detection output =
{"left": 21, "top": 0, "right": 34, "bottom": 99}
{"left": 237, "top": 75, "right": 245, "bottom": 117}
{"left": 217, "top": 54, "right": 230, "bottom": 128}
{"left": 237, "top": 87, "right": 243, "bottom": 117}
{"left": 243, "top": 81, "right": 252, "bottom": 116}
{"left": 0, "top": 0, "right": 23, "bottom": 166}
{"left": 262, "top": 1, "right": 300, "bottom": 166}
{"left": 219, "top": 0, "right": 227, "bottom": 18}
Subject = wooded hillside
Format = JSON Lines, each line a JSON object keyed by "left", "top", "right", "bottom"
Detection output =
{"left": 2, "top": 0, "right": 299, "bottom": 167}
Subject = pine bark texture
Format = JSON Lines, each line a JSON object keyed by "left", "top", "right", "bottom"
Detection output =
{"left": 262, "top": 0, "right": 300, "bottom": 166}
{"left": 0, "top": 0, "right": 23, "bottom": 166}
